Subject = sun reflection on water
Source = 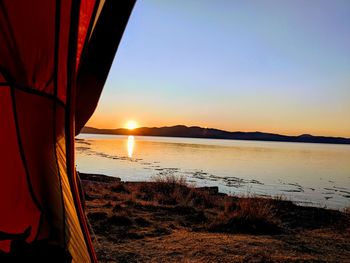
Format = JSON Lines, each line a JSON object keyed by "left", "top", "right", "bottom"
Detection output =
{"left": 127, "top": 135, "right": 135, "bottom": 158}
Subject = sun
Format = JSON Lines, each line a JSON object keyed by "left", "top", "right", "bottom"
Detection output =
{"left": 126, "top": 120, "right": 138, "bottom": 130}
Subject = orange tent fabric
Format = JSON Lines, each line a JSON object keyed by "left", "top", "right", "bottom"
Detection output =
{"left": 0, "top": 0, "right": 135, "bottom": 261}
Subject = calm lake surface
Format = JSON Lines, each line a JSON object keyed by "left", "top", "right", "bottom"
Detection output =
{"left": 76, "top": 134, "right": 350, "bottom": 209}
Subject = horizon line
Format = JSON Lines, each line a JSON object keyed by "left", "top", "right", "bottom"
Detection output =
{"left": 83, "top": 125, "right": 350, "bottom": 140}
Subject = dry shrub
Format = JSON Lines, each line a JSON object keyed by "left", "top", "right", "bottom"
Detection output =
{"left": 209, "top": 197, "right": 281, "bottom": 234}
{"left": 153, "top": 174, "right": 187, "bottom": 185}
{"left": 184, "top": 189, "right": 215, "bottom": 208}
{"left": 152, "top": 174, "right": 188, "bottom": 195}
{"left": 344, "top": 207, "right": 350, "bottom": 215}
{"left": 273, "top": 194, "right": 288, "bottom": 202}
{"left": 136, "top": 175, "right": 189, "bottom": 204}
{"left": 223, "top": 196, "right": 238, "bottom": 213}
{"left": 237, "top": 198, "right": 277, "bottom": 222}
{"left": 136, "top": 175, "right": 217, "bottom": 209}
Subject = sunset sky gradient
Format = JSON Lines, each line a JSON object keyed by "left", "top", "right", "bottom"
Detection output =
{"left": 87, "top": 0, "right": 350, "bottom": 137}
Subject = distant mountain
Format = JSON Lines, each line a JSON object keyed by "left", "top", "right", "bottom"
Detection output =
{"left": 81, "top": 125, "right": 350, "bottom": 145}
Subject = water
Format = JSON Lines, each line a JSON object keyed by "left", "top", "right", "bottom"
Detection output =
{"left": 76, "top": 134, "right": 350, "bottom": 209}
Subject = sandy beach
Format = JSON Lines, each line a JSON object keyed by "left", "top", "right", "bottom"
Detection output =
{"left": 81, "top": 172, "right": 350, "bottom": 263}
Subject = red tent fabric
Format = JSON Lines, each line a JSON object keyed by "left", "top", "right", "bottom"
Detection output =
{"left": 0, "top": 0, "right": 135, "bottom": 261}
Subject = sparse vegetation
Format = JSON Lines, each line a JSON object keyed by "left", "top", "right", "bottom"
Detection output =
{"left": 81, "top": 173, "right": 350, "bottom": 263}
{"left": 344, "top": 207, "right": 350, "bottom": 215}
{"left": 209, "top": 197, "right": 281, "bottom": 234}
{"left": 136, "top": 175, "right": 217, "bottom": 209}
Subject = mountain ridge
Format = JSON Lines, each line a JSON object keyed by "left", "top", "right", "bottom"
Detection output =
{"left": 81, "top": 125, "right": 350, "bottom": 145}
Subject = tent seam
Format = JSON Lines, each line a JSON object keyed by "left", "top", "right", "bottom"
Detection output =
{"left": 9, "top": 85, "right": 43, "bottom": 212}
{"left": 53, "top": 0, "right": 67, "bottom": 250}
{"left": 0, "top": 84, "right": 65, "bottom": 107}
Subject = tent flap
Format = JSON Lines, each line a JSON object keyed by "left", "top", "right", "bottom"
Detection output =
{"left": 75, "top": 0, "right": 136, "bottom": 134}
{"left": 0, "top": 0, "right": 135, "bottom": 261}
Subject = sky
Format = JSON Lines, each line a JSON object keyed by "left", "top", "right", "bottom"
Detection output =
{"left": 87, "top": 0, "right": 350, "bottom": 137}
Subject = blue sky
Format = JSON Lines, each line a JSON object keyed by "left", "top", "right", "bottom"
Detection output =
{"left": 87, "top": 0, "right": 350, "bottom": 137}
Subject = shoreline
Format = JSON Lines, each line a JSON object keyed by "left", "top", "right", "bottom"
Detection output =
{"left": 76, "top": 137, "right": 350, "bottom": 210}
{"left": 81, "top": 172, "right": 350, "bottom": 262}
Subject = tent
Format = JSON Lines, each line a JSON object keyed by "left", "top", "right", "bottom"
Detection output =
{"left": 0, "top": 0, "right": 135, "bottom": 261}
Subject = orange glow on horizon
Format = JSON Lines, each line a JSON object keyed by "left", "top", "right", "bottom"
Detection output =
{"left": 126, "top": 120, "right": 138, "bottom": 130}
{"left": 86, "top": 115, "right": 350, "bottom": 138}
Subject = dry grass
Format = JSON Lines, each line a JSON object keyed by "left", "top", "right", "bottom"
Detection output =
{"left": 80, "top": 173, "right": 350, "bottom": 262}
{"left": 135, "top": 175, "right": 281, "bottom": 234}
{"left": 209, "top": 197, "right": 281, "bottom": 234}
{"left": 135, "top": 175, "right": 216, "bottom": 209}
{"left": 153, "top": 174, "right": 187, "bottom": 186}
